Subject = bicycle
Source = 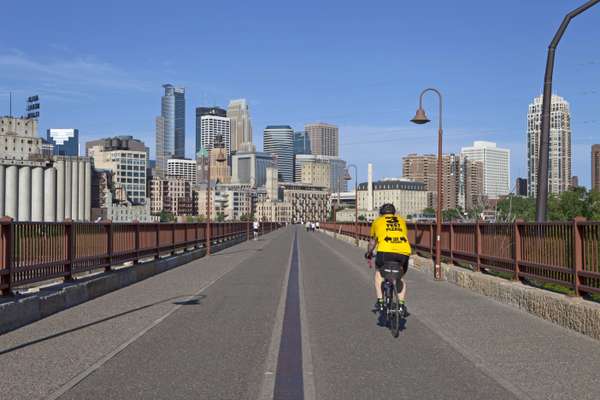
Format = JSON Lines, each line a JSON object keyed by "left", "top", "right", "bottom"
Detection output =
{"left": 370, "top": 259, "right": 406, "bottom": 337}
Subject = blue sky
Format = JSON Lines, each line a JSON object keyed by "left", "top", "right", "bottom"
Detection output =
{"left": 1, "top": 0, "right": 600, "bottom": 188}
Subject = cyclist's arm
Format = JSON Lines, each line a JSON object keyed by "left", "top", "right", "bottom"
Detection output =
{"left": 366, "top": 220, "right": 377, "bottom": 257}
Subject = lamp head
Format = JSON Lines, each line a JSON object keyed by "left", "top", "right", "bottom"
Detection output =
{"left": 411, "top": 108, "right": 430, "bottom": 125}
{"left": 343, "top": 169, "right": 352, "bottom": 181}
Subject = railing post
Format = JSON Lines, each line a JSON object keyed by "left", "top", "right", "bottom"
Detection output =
{"left": 0, "top": 217, "right": 14, "bottom": 296}
{"left": 429, "top": 222, "right": 434, "bottom": 258}
{"left": 156, "top": 223, "right": 161, "bottom": 259}
{"left": 133, "top": 220, "right": 140, "bottom": 264}
{"left": 64, "top": 219, "right": 75, "bottom": 280}
{"left": 172, "top": 222, "right": 176, "bottom": 254}
{"left": 105, "top": 220, "right": 113, "bottom": 272}
{"left": 247, "top": 221, "right": 250, "bottom": 241}
{"left": 513, "top": 220, "right": 523, "bottom": 281}
{"left": 449, "top": 222, "right": 454, "bottom": 265}
{"left": 475, "top": 220, "right": 481, "bottom": 272}
{"left": 572, "top": 216, "right": 585, "bottom": 297}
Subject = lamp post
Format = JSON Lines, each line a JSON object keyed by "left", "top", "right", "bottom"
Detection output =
{"left": 411, "top": 88, "right": 443, "bottom": 280}
{"left": 347, "top": 164, "right": 358, "bottom": 245}
{"left": 535, "top": 0, "right": 600, "bottom": 222}
{"left": 205, "top": 134, "right": 227, "bottom": 255}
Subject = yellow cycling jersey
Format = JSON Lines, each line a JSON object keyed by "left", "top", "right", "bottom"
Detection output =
{"left": 370, "top": 214, "right": 411, "bottom": 255}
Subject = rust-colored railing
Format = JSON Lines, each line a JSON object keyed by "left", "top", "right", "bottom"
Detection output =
{"left": 0, "top": 219, "right": 282, "bottom": 296}
{"left": 320, "top": 219, "right": 600, "bottom": 297}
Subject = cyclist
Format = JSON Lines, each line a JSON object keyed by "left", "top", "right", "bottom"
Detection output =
{"left": 253, "top": 220, "right": 260, "bottom": 240}
{"left": 365, "top": 203, "right": 411, "bottom": 314}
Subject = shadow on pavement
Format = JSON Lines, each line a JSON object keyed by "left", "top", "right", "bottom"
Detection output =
{"left": 173, "top": 295, "right": 206, "bottom": 305}
{"left": 0, "top": 294, "right": 202, "bottom": 356}
{"left": 212, "top": 248, "right": 262, "bottom": 257}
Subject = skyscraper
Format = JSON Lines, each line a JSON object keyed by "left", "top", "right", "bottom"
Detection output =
{"left": 527, "top": 94, "right": 571, "bottom": 197}
{"left": 294, "top": 131, "right": 311, "bottom": 155}
{"left": 199, "top": 114, "right": 231, "bottom": 156}
{"left": 305, "top": 123, "right": 339, "bottom": 157}
{"left": 227, "top": 99, "right": 253, "bottom": 153}
{"left": 196, "top": 107, "right": 226, "bottom": 154}
{"left": 263, "top": 125, "right": 294, "bottom": 182}
{"left": 516, "top": 178, "right": 528, "bottom": 196}
{"left": 47, "top": 129, "right": 79, "bottom": 156}
{"left": 402, "top": 153, "right": 461, "bottom": 210}
{"left": 156, "top": 84, "right": 185, "bottom": 176}
{"left": 460, "top": 141, "right": 510, "bottom": 199}
{"left": 592, "top": 144, "right": 600, "bottom": 192}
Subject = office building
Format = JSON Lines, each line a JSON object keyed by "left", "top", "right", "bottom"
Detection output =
{"left": 402, "top": 153, "right": 461, "bottom": 210}
{"left": 47, "top": 128, "right": 79, "bottom": 156}
{"left": 460, "top": 141, "right": 510, "bottom": 199}
{"left": 149, "top": 175, "right": 192, "bottom": 216}
{"left": 263, "top": 125, "right": 294, "bottom": 182}
{"left": 87, "top": 136, "right": 148, "bottom": 205}
{"left": 460, "top": 158, "right": 485, "bottom": 211}
{"left": 227, "top": 99, "right": 253, "bottom": 153}
{"left": 156, "top": 84, "right": 185, "bottom": 176}
{"left": 516, "top": 178, "right": 528, "bottom": 196}
{"left": 294, "top": 154, "right": 347, "bottom": 192}
{"left": 357, "top": 179, "right": 428, "bottom": 220}
{"left": 231, "top": 150, "right": 274, "bottom": 187}
{"left": 571, "top": 176, "right": 579, "bottom": 188}
{"left": 196, "top": 107, "right": 226, "bottom": 154}
{"left": 294, "top": 131, "right": 311, "bottom": 155}
{"left": 280, "top": 182, "right": 330, "bottom": 223}
{"left": 305, "top": 123, "right": 339, "bottom": 157}
{"left": 592, "top": 145, "right": 600, "bottom": 192}
{"left": 199, "top": 114, "right": 231, "bottom": 156}
{"left": 0, "top": 116, "right": 42, "bottom": 161}
{"left": 167, "top": 158, "right": 197, "bottom": 184}
{"left": 527, "top": 94, "right": 572, "bottom": 196}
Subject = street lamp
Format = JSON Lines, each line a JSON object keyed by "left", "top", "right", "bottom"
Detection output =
{"left": 411, "top": 88, "right": 443, "bottom": 280}
{"left": 347, "top": 164, "right": 358, "bottom": 245}
{"left": 205, "top": 134, "right": 227, "bottom": 255}
{"left": 333, "top": 169, "right": 351, "bottom": 223}
{"left": 535, "top": 0, "right": 600, "bottom": 222}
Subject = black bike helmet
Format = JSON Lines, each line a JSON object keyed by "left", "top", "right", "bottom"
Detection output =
{"left": 379, "top": 203, "right": 396, "bottom": 215}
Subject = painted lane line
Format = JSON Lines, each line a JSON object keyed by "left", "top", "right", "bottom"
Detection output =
{"left": 258, "top": 229, "right": 295, "bottom": 400}
{"left": 273, "top": 231, "right": 304, "bottom": 399}
{"left": 296, "top": 232, "right": 316, "bottom": 400}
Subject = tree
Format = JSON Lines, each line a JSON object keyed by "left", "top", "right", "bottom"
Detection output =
{"left": 216, "top": 212, "right": 226, "bottom": 222}
{"left": 159, "top": 211, "right": 175, "bottom": 222}
{"left": 422, "top": 207, "right": 435, "bottom": 217}
{"left": 442, "top": 208, "right": 463, "bottom": 222}
{"left": 496, "top": 195, "right": 535, "bottom": 222}
{"left": 358, "top": 215, "right": 366, "bottom": 222}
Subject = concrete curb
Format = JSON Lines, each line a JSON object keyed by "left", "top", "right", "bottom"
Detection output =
{"left": 321, "top": 230, "right": 600, "bottom": 341}
{"left": 0, "top": 236, "right": 247, "bottom": 335}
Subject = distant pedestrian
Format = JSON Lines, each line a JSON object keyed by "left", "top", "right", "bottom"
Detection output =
{"left": 253, "top": 220, "right": 260, "bottom": 240}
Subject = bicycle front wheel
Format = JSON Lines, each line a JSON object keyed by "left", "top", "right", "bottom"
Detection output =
{"left": 390, "top": 285, "right": 401, "bottom": 338}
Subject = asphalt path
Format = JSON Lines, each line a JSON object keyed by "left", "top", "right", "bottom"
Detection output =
{"left": 2, "top": 226, "right": 600, "bottom": 399}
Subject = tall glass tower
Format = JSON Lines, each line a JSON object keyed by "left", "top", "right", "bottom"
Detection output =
{"left": 47, "top": 128, "right": 79, "bottom": 156}
{"left": 263, "top": 125, "right": 294, "bottom": 182}
{"left": 156, "top": 84, "right": 185, "bottom": 176}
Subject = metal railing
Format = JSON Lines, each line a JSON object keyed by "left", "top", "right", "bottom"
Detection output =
{"left": 0, "top": 219, "right": 282, "bottom": 296}
{"left": 320, "top": 219, "right": 600, "bottom": 297}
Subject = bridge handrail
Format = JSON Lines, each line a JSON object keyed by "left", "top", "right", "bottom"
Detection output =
{"left": 320, "top": 220, "right": 600, "bottom": 298}
{"left": 0, "top": 219, "right": 283, "bottom": 296}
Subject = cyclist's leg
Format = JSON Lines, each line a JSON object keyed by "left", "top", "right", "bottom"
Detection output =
{"left": 375, "top": 269, "right": 383, "bottom": 299}
{"left": 398, "top": 255, "right": 409, "bottom": 303}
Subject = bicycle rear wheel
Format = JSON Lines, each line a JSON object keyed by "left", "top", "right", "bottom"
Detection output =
{"left": 390, "top": 285, "right": 401, "bottom": 338}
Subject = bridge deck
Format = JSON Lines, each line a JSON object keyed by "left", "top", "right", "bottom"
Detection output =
{"left": 1, "top": 226, "right": 599, "bottom": 400}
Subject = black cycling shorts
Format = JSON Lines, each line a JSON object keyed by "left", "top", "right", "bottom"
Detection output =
{"left": 375, "top": 252, "right": 409, "bottom": 277}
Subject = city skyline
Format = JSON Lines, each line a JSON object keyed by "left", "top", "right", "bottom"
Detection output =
{"left": 2, "top": 1, "right": 600, "bottom": 187}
